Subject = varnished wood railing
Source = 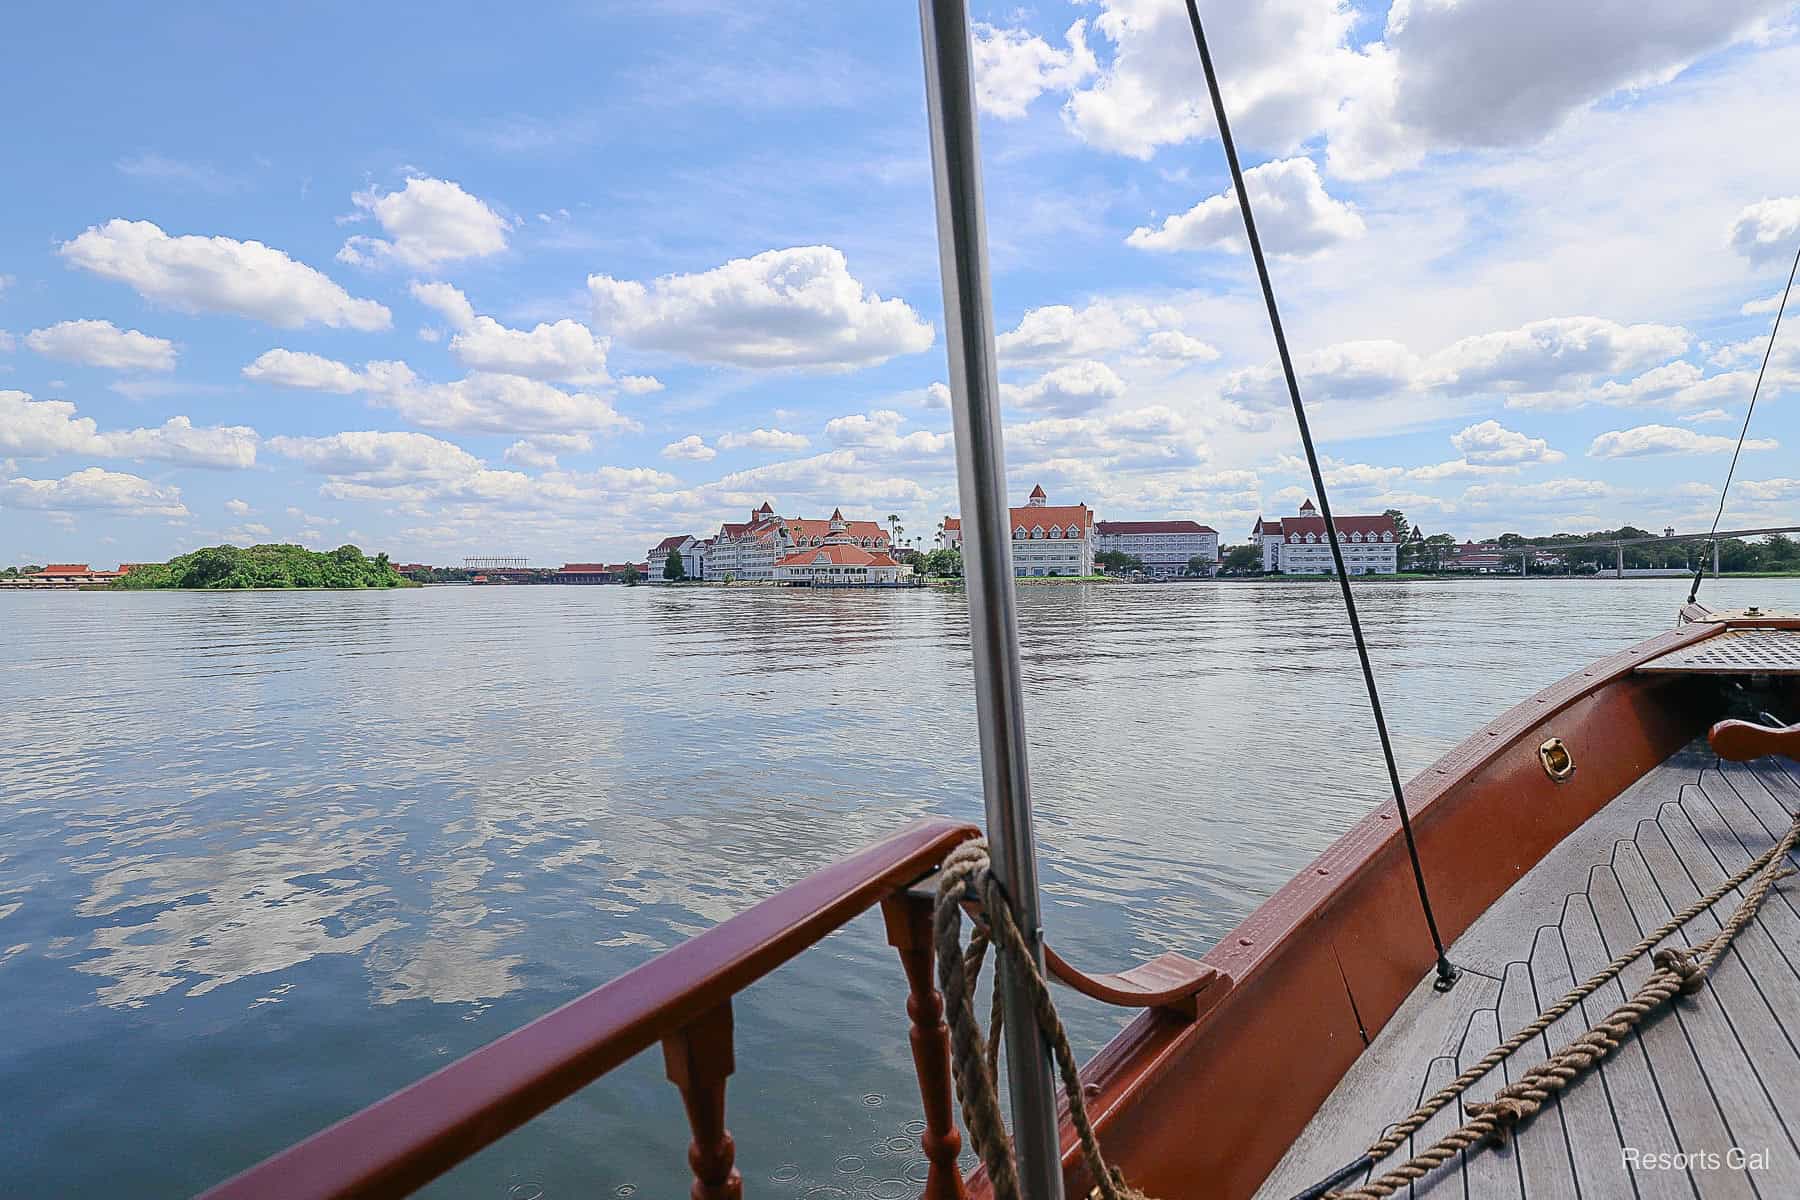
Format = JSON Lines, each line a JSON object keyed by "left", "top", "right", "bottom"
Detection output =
{"left": 200, "top": 817, "right": 1224, "bottom": 1200}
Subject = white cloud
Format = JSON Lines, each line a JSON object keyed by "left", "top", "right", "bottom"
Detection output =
{"left": 823, "top": 410, "right": 953, "bottom": 459}
{"left": 1574, "top": 360, "right": 1751, "bottom": 413}
{"left": 1741, "top": 291, "right": 1788, "bottom": 316}
{"left": 1433, "top": 317, "right": 1688, "bottom": 393}
{"left": 59, "top": 219, "right": 390, "bottom": 331}
{"left": 103, "top": 416, "right": 259, "bottom": 470}
{"left": 243, "top": 348, "right": 370, "bottom": 393}
{"left": 1727, "top": 196, "right": 1800, "bottom": 264}
{"left": 1588, "top": 423, "right": 1778, "bottom": 458}
{"left": 409, "top": 282, "right": 619, "bottom": 386}
{"left": 1224, "top": 339, "right": 1419, "bottom": 411}
{"left": 1, "top": 467, "right": 188, "bottom": 517}
{"left": 0, "top": 389, "right": 255, "bottom": 469}
{"left": 270, "top": 430, "right": 485, "bottom": 484}
{"left": 661, "top": 435, "right": 717, "bottom": 461}
{"left": 1127, "top": 158, "right": 1364, "bottom": 257}
{"left": 1004, "top": 360, "right": 1127, "bottom": 415}
{"left": 241, "top": 352, "right": 636, "bottom": 436}
{"left": 972, "top": 20, "right": 1096, "bottom": 119}
{"left": 338, "top": 176, "right": 512, "bottom": 271}
{"left": 924, "top": 382, "right": 952, "bottom": 410}
{"left": 1462, "top": 477, "right": 1615, "bottom": 510}
{"left": 1333, "top": 1, "right": 1788, "bottom": 179}
{"left": 25, "top": 320, "right": 177, "bottom": 371}
{"left": 1449, "top": 419, "right": 1565, "bottom": 466}
{"left": 716, "top": 428, "right": 811, "bottom": 452}
{"left": 502, "top": 433, "right": 592, "bottom": 470}
{"left": 588, "top": 246, "right": 933, "bottom": 370}
{"left": 1680, "top": 408, "right": 1735, "bottom": 424}
{"left": 1060, "top": 0, "right": 1366, "bottom": 160}
{"left": 995, "top": 299, "right": 1218, "bottom": 364}
{"left": 225, "top": 498, "right": 252, "bottom": 516}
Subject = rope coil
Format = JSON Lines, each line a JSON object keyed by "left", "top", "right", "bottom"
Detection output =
{"left": 933, "top": 839, "right": 1155, "bottom": 1200}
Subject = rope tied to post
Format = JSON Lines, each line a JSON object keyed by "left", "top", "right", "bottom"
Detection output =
{"left": 1325, "top": 811, "right": 1800, "bottom": 1200}
{"left": 933, "top": 839, "right": 1156, "bottom": 1200}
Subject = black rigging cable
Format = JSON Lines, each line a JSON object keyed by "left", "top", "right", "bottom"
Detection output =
{"left": 1182, "top": 0, "right": 1457, "bottom": 990}
{"left": 1688, "top": 238, "right": 1800, "bottom": 604}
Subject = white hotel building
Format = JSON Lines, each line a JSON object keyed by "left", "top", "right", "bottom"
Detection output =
{"left": 702, "top": 501, "right": 891, "bottom": 581}
{"left": 942, "top": 485, "right": 1096, "bottom": 577}
{"left": 1094, "top": 520, "right": 1219, "bottom": 577}
{"left": 1251, "top": 499, "right": 1399, "bottom": 575}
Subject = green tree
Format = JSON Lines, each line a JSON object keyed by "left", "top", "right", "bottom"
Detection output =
{"left": 112, "top": 544, "right": 410, "bottom": 590}
{"left": 1221, "top": 545, "right": 1263, "bottom": 573}
{"left": 1094, "top": 550, "right": 1144, "bottom": 574}
{"left": 663, "top": 549, "right": 687, "bottom": 581}
{"left": 1384, "top": 509, "right": 1410, "bottom": 546}
{"left": 618, "top": 564, "right": 642, "bottom": 585}
{"left": 920, "top": 548, "right": 962, "bottom": 577}
{"left": 1186, "top": 554, "right": 1211, "bottom": 576}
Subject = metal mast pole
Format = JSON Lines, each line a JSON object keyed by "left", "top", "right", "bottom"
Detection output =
{"left": 917, "top": 2, "right": 1065, "bottom": 1195}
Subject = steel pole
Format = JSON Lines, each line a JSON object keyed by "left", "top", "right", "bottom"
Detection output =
{"left": 917, "top": 2, "right": 1064, "bottom": 1196}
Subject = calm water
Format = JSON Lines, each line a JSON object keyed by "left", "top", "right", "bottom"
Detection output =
{"left": 5, "top": 577, "right": 1799, "bottom": 1198}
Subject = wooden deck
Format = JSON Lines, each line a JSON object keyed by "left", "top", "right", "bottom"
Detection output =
{"left": 1255, "top": 747, "right": 1800, "bottom": 1200}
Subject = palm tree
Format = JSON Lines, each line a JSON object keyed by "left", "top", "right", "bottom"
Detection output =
{"left": 888, "top": 514, "right": 903, "bottom": 550}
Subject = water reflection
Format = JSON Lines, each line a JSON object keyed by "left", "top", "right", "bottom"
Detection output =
{"left": 3, "top": 578, "right": 1797, "bottom": 1196}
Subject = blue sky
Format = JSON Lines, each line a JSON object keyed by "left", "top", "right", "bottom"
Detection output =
{"left": 3, "top": 0, "right": 1799, "bottom": 566}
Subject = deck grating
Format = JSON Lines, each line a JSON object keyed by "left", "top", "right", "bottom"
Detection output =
{"left": 1255, "top": 749, "right": 1800, "bottom": 1200}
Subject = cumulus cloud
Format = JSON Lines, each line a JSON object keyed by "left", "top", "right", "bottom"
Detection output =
{"left": 1060, "top": 0, "right": 1366, "bottom": 160}
{"left": 588, "top": 246, "right": 933, "bottom": 370}
{"left": 1574, "top": 360, "right": 1751, "bottom": 413}
{"left": 1224, "top": 340, "right": 1419, "bottom": 411}
{"left": 339, "top": 176, "right": 512, "bottom": 271}
{"left": 1127, "top": 158, "right": 1364, "bottom": 257}
{"left": 1332, "top": 0, "right": 1788, "bottom": 178}
{"left": 59, "top": 219, "right": 390, "bottom": 330}
{"left": 1449, "top": 420, "right": 1565, "bottom": 466}
{"left": 25, "top": 319, "right": 177, "bottom": 371}
{"left": 823, "top": 410, "right": 953, "bottom": 459}
{"left": 241, "top": 351, "right": 636, "bottom": 436}
{"left": 661, "top": 435, "right": 717, "bottom": 461}
{"left": 243, "top": 348, "right": 370, "bottom": 392}
{"left": 1680, "top": 408, "right": 1735, "bottom": 424}
{"left": 0, "top": 389, "right": 256, "bottom": 469}
{"left": 410, "top": 282, "right": 619, "bottom": 386}
{"left": 996, "top": 299, "right": 1218, "bottom": 365}
{"left": 224, "top": 498, "right": 252, "bottom": 516}
{"left": 1588, "top": 423, "right": 1777, "bottom": 458}
{"left": 972, "top": 20, "right": 1096, "bottom": 119}
{"left": 1003, "top": 360, "right": 1127, "bottom": 416}
{"left": 1, "top": 466, "right": 189, "bottom": 517}
{"left": 502, "top": 433, "right": 592, "bottom": 470}
{"left": 1727, "top": 197, "right": 1800, "bottom": 265}
{"left": 716, "top": 428, "right": 811, "bottom": 452}
{"left": 924, "top": 382, "right": 952, "bottom": 409}
{"left": 1432, "top": 317, "right": 1688, "bottom": 394}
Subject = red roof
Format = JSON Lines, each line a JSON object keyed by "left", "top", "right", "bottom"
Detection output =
{"left": 783, "top": 516, "right": 887, "bottom": 543}
{"left": 1028, "top": 484, "right": 1047, "bottom": 499}
{"left": 1278, "top": 515, "right": 1397, "bottom": 538}
{"left": 943, "top": 516, "right": 961, "bottom": 531}
{"left": 651, "top": 535, "right": 690, "bottom": 553}
{"left": 1253, "top": 518, "right": 1284, "bottom": 535}
{"left": 776, "top": 544, "right": 899, "bottom": 568}
{"left": 40, "top": 564, "right": 90, "bottom": 574}
{"left": 561, "top": 563, "right": 610, "bottom": 572}
{"left": 1010, "top": 504, "right": 1093, "bottom": 533}
{"left": 1096, "top": 521, "right": 1217, "bottom": 535}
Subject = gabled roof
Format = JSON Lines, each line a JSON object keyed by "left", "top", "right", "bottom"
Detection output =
{"left": 1009, "top": 503, "right": 1093, "bottom": 531}
{"left": 1253, "top": 518, "right": 1284, "bottom": 535}
{"left": 1280, "top": 515, "right": 1398, "bottom": 538}
{"left": 943, "top": 516, "right": 961, "bottom": 531}
{"left": 40, "top": 564, "right": 91, "bottom": 574}
{"left": 560, "top": 563, "right": 611, "bottom": 573}
{"left": 651, "top": 534, "right": 691, "bottom": 553}
{"left": 1028, "top": 484, "right": 1047, "bottom": 499}
{"left": 1096, "top": 520, "right": 1217, "bottom": 535}
{"left": 775, "top": 544, "right": 898, "bottom": 567}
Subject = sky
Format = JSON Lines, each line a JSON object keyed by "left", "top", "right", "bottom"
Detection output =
{"left": 3, "top": 0, "right": 1800, "bottom": 567}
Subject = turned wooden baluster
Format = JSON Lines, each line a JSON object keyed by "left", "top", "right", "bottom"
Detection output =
{"left": 882, "top": 892, "right": 970, "bottom": 1200}
{"left": 661, "top": 1002, "right": 743, "bottom": 1200}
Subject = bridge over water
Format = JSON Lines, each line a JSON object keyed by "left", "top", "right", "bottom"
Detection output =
{"left": 1481, "top": 524, "right": 1800, "bottom": 578}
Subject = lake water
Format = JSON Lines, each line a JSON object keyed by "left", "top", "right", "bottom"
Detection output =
{"left": 5, "top": 577, "right": 1799, "bottom": 1198}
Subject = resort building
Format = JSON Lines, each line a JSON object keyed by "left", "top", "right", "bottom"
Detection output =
{"left": 703, "top": 501, "right": 890, "bottom": 581}
{"left": 646, "top": 535, "right": 705, "bottom": 581}
{"left": 551, "top": 563, "right": 649, "bottom": 583}
{"left": 1094, "top": 520, "right": 1219, "bottom": 578}
{"left": 0, "top": 564, "right": 129, "bottom": 588}
{"left": 941, "top": 484, "right": 1096, "bottom": 577}
{"left": 1249, "top": 500, "right": 1399, "bottom": 575}
{"left": 772, "top": 510, "right": 907, "bottom": 585}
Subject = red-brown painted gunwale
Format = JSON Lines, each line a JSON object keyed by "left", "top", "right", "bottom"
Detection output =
{"left": 1012, "top": 615, "right": 1800, "bottom": 1200}
{"left": 201, "top": 817, "right": 979, "bottom": 1200}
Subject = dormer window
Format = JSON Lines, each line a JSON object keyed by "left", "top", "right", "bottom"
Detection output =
{"left": 1015, "top": 526, "right": 1028, "bottom": 539}
{"left": 1066, "top": 524, "right": 1080, "bottom": 538}
{"left": 1382, "top": 532, "right": 1394, "bottom": 542}
{"left": 1048, "top": 526, "right": 1062, "bottom": 539}
{"left": 1032, "top": 525, "right": 1045, "bottom": 540}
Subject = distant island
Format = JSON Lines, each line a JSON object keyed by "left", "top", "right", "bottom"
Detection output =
{"left": 113, "top": 544, "right": 414, "bottom": 590}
